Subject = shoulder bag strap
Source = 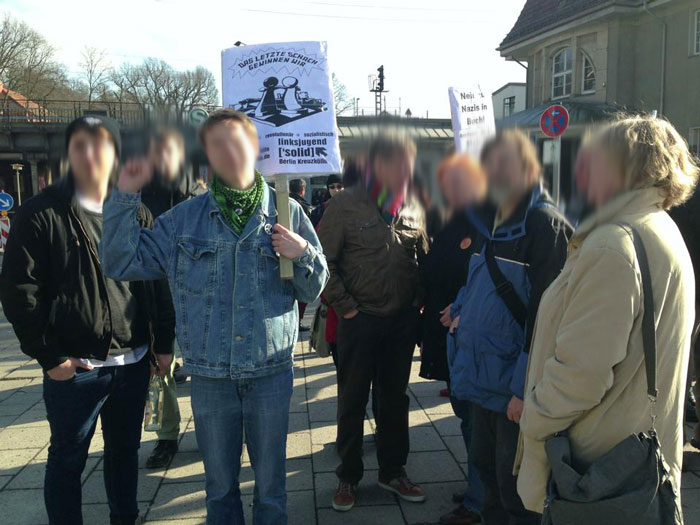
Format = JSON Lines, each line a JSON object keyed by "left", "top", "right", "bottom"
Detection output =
{"left": 484, "top": 240, "right": 528, "bottom": 329}
{"left": 618, "top": 223, "right": 658, "bottom": 402}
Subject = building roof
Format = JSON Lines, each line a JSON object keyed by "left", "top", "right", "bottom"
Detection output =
{"left": 492, "top": 82, "right": 527, "bottom": 96}
{"left": 496, "top": 100, "right": 629, "bottom": 129}
{"left": 336, "top": 115, "right": 453, "bottom": 141}
{"left": 0, "top": 82, "right": 44, "bottom": 114}
{"left": 499, "top": 0, "right": 642, "bottom": 49}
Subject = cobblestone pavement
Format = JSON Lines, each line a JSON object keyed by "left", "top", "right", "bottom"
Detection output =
{"left": 0, "top": 305, "right": 699, "bottom": 524}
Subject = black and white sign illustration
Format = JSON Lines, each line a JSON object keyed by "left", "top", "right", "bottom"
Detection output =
{"left": 235, "top": 75, "right": 327, "bottom": 127}
{"left": 222, "top": 41, "right": 341, "bottom": 175}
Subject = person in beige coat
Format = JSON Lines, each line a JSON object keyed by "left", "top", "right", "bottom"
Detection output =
{"left": 516, "top": 116, "right": 700, "bottom": 514}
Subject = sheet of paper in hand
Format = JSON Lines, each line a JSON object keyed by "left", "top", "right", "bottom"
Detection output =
{"left": 448, "top": 85, "right": 496, "bottom": 159}
{"left": 221, "top": 41, "right": 342, "bottom": 176}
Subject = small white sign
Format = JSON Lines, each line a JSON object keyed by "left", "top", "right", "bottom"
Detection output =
{"left": 448, "top": 85, "right": 496, "bottom": 158}
{"left": 221, "top": 41, "right": 342, "bottom": 176}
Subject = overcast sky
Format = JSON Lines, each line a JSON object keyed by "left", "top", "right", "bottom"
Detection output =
{"left": 2, "top": 0, "right": 527, "bottom": 118}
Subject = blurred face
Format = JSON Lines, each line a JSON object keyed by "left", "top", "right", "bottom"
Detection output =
{"left": 373, "top": 150, "right": 415, "bottom": 197}
{"left": 484, "top": 141, "right": 530, "bottom": 207}
{"left": 204, "top": 121, "right": 258, "bottom": 182}
{"left": 151, "top": 136, "right": 184, "bottom": 181}
{"left": 328, "top": 182, "right": 343, "bottom": 197}
{"left": 574, "top": 147, "right": 592, "bottom": 196}
{"left": 587, "top": 145, "right": 624, "bottom": 208}
{"left": 440, "top": 165, "right": 482, "bottom": 211}
{"left": 68, "top": 128, "right": 116, "bottom": 192}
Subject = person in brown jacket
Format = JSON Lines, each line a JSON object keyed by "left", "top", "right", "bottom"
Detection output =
{"left": 318, "top": 132, "right": 428, "bottom": 512}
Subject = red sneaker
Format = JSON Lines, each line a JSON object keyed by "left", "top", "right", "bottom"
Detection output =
{"left": 439, "top": 388, "right": 450, "bottom": 398}
{"left": 332, "top": 481, "right": 357, "bottom": 512}
{"left": 378, "top": 475, "right": 426, "bottom": 502}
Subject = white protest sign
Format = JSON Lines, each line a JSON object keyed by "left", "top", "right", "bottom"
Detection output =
{"left": 448, "top": 85, "right": 496, "bottom": 158}
{"left": 221, "top": 41, "right": 342, "bottom": 176}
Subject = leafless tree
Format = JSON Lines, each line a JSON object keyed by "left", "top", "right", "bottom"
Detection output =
{"left": 0, "top": 14, "right": 33, "bottom": 81}
{"left": 170, "top": 66, "right": 218, "bottom": 118}
{"left": 0, "top": 13, "right": 67, "bottom": 102}
{"left": 79, "top": 46, "right": 110, "bottom": 107}
{"left": 333, "top": 72, "right": 354, "bottom": 116}
{"left": 0, "top": 13, "right": 219, "bottom": 121}
{"left": 108, "top": 58, "right": 218, "bottom": 121}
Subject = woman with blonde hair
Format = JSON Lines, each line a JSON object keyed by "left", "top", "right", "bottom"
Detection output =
{"left": 517, "top": 115, "right": 700, "bottom": 516}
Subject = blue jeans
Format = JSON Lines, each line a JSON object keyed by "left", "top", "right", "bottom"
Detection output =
{"left": 43, "top": 357, "right": 150, "bottom": 525}
{"left": 191, "top": 368, "right": 293, "bottom": 525}
{"left": 450, "top": 396, "right": 485, "bottom": 514}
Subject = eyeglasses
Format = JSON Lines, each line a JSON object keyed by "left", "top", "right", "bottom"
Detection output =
{"left": 328, "top": 184, "right": 343, "bottom": 190}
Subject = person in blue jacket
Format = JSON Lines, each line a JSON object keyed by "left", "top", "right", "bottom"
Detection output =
{"left": 448, "top": 129, "right": 572, "bottom": 525}
{"left": 99, "top": 109, "right": 329, "bottom": 525}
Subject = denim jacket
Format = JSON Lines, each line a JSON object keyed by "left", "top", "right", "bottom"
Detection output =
{"left": 100, "top": 182, "right": 329, "bottom": 379}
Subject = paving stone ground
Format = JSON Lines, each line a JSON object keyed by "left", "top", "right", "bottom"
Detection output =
{"left": 0, "top": 304, "right": 699, "bottom": 524}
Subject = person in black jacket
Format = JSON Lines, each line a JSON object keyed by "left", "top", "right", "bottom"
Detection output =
{"left": 310, "top": 174, "right": 344, "bottom": 228}
{"left": 289, "top": 178, "right": 314, "bottom": 325}
{"left": 419, "top": 154, "right": 488, "bottom": 525}
{"left": 0, "top": 116, "right": 174, "bottom": 525}
{"left": 670, "top": 186, "right": 700, "bottom": 449}
{"left": 141, "top": 127, "right": 205, "bottom": 469}
{"left": 290, "top": 178, "right": 314, "bottom": 219}
{"left": 141, "top": 127, "right": 206, "bottom": 218}
{"left": 420, "top": 155, "right": 486, "bottom": 384}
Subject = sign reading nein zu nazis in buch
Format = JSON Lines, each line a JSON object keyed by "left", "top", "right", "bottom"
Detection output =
{"left": 221, "top": 41, "right": 342, "bottom": 176}
{"left": 448, "top": 85, "right": 496, "bottom": 159}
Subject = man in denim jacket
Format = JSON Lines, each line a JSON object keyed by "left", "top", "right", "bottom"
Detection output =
{"left": 99, "top": 109, "right": 329, "bottom": 525}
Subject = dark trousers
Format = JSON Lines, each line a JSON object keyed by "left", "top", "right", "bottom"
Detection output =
{"left": 451, "top": 396, "right": 485, "bottom": 514}
{"left": 43, "top": 357, "right": 150, "bottom": 525}
{"left": 692, "top": 319, "right": 700, "bottom": 441}
{"left": 471, "top": 405, "right": 540, "bottom": 525}
{"left": 330, "top": 343, "right": 338, "bottom": 367}
{"left": 335, "top": 309, "right": 417, "bottom": 484}
{"left": 330, "top": 343, "right": 380, "bottom": 428}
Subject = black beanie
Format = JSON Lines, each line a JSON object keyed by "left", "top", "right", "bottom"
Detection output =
{"left": 64, "top": 115, "right": 122, "bottom": 158}
{"left": 326, "top": 174, "right": 342, "bottom": 189}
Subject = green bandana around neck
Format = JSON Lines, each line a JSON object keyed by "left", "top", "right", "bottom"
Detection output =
{"left": 211, "top": 171, "right": 265, "bottom": 234}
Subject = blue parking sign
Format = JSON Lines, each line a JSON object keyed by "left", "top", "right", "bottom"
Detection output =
{"left": 0, "top": 192, "right": 14, "bottom": 212}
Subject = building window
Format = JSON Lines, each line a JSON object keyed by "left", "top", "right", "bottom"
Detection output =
{"left": 581, "top": 54, "right": 596, "bottom": 93}
{"left": 503, "top": 96, "right": 516, "bottom": 117}
{"left": 695, "top": 10, "right": 700, "bottom": 55}
{"left": 552, "top": 48, "right": 573, "bottom": 99}
{"left": 690, "top": 128, "right": 700, "bottom": 158}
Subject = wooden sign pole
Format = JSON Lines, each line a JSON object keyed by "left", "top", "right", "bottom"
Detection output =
{"left": 275, "top": 173, "right": 295, "bottom": 280}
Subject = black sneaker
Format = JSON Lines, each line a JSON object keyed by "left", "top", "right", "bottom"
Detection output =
{"left": 146, "top": 439, "right": 178, "bottom": 469}
{"left": 173, "top": 362, "right": 189, "bottom": 384}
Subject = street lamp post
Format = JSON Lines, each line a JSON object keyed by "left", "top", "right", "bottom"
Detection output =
{"left": 11, "top": 163, "right": 23, "bottom": 206}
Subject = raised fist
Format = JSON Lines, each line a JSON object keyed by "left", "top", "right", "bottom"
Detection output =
{"left": 117, "top": 158, "right": 153, "bottom": 194}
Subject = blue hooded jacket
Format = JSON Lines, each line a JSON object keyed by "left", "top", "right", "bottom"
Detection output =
{"left": 448, "top": 185, "right": 572, "bottom": 413}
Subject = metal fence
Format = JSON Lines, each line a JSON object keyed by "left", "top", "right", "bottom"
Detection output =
{"left": 0, "top": 100, "right": 221, "bottom": 128}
